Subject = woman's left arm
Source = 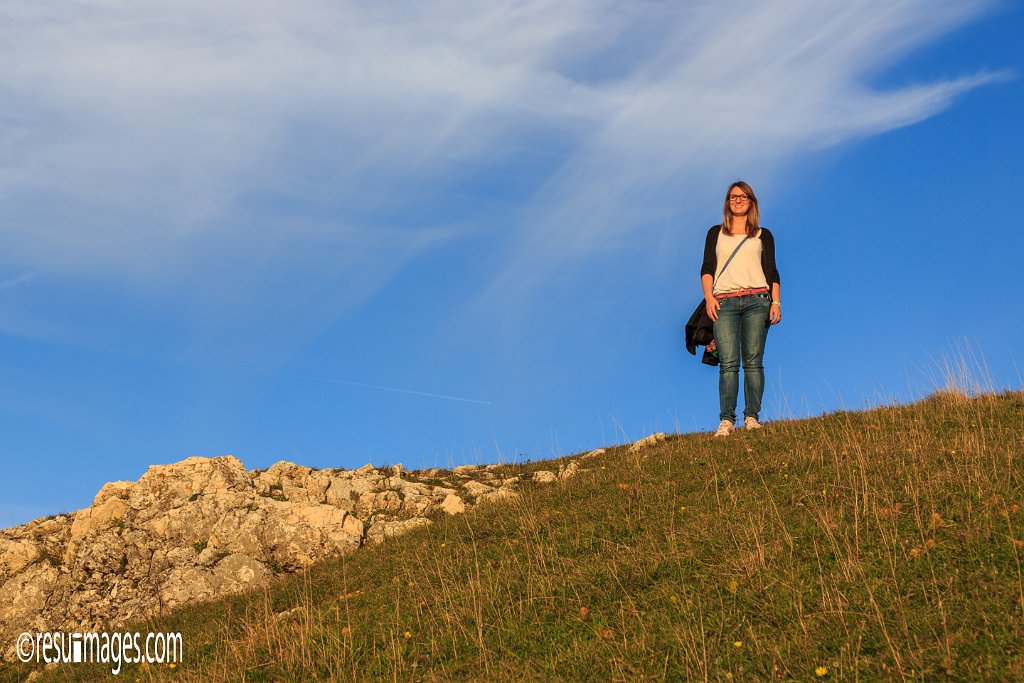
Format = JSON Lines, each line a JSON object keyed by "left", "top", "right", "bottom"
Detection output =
{"left": 763, "top": 229, "right": 781, "bottom": 324}
{"left": 770, "top": 283, "right": 782, "bottom": 324}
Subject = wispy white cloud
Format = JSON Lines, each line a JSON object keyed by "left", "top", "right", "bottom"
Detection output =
{"left": 484, "top": 0, "right": 1003, "bottom": 292}
{"left": 0, "top": 0, "right": 1001, "bottom": 342}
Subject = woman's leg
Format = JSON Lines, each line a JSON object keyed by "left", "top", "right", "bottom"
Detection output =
{"left": 713, "top": 298, "right": 741, "bottom": 423}
{"left": 740, "top": 296, "right": 771, "bottom": 421}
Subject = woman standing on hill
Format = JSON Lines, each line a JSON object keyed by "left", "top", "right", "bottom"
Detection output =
{"left": 700, "top": 181, "right": 781, "bottom": 437}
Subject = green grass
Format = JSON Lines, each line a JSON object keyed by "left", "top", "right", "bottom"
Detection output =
{"left": 7, "top": 390, "right": 1024, "bottom": 681}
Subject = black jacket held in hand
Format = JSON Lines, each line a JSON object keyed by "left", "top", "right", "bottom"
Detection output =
{"left": 685, "top": 302, "right": 714, "bottom": 356}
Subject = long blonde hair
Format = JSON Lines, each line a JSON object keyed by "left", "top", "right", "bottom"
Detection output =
{"left": 721, "top": 181, "right": 760, "bottom": 238}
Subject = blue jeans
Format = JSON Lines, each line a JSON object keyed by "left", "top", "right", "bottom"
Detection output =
{"left": 712, "top": 292, "right": 771, "bottom": 423}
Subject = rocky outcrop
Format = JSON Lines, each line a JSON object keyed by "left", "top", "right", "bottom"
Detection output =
{"left": 0, "top": 454, "right": 526, "bottom": 657}
{"left": 0, "top": 433, "right": 663, "bottom": 659}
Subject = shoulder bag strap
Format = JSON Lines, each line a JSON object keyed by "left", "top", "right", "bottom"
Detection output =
{"left": 711, "top": 235, "right": 749, "bottom": 296}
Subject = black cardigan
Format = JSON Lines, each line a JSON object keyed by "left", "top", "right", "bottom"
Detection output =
{"left": 699, "top": 225, "right": 780, "bottom": 291}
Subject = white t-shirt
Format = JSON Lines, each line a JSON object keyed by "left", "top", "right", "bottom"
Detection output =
{"left": 713, "top": 229, "right": 768, "bottom": 295}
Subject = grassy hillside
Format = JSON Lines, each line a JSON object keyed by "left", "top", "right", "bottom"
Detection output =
{"left": 9, "top": 390, "right": 1024, "bottom": 681}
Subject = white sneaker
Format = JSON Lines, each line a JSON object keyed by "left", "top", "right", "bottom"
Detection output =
{"left": 714, "top": 420, "right": 734, "bottom": 437}
{"left": 744, "top": 417, "right": 762, "bottom": 430}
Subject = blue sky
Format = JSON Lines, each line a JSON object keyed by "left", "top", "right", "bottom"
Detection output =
{"left": 2, "top": 0, "right": 1021, "bottom": 527}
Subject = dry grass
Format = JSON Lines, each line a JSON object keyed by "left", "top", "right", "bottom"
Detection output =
{"left": 9, "top": 389, "right": 1024, "bottom": 681}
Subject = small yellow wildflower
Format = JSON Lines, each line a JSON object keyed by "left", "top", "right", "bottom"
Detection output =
{"left": 733, "top": 641, "right": 742, "bottom": 648}
{"left": 670, "top": 595, "right": 678, "bottom": 603}
{"left": 404, "top": 630, "right": 412, "bottom": 638}
{"left": 168, "top": 663, "right": 176, "bottom": 670}
{"left": 815, "top": 665, "right": 828, "bottom": 677}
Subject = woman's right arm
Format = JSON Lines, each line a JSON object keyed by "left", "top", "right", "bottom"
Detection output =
{"left": 700, "top": 226, "right": 720, "bottom": 321}
{"left": 702, "top": 274, "right": 719, "bottom": 321}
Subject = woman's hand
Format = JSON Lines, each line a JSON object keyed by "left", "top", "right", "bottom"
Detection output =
{"left": 769, "top": 303, "right": 782, "bottom": 324}
{"left": 705, "top": 296, "right": 720, "bottom": 322}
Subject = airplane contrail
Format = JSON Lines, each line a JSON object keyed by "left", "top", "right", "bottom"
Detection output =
{"left": 0, "top": 273, "right": 34, "bottom": 290}
{"left": 275, "top": 371, "right": 493, "bottom": 406}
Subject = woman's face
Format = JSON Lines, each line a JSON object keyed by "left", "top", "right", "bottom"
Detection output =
{"left": 727, "top": 187, "right": 750, "bottom": 216}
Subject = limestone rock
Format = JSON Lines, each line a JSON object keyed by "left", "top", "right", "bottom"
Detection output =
{"left": 440, "top": 495, "right": 467, "bottom": 515}
{"left": 0, "top": 539, "right": 39, "bottom": 576}
{"left": 365, "top": 517, "right": 432, "bottom": 545}
{"left": 0, "top": 563, "right": 59, "bottom": 632}
{"left": 628, "top": 433, "right": 668, "bottom": 453}
{"left": 462, "top": 480, "right": 494, "bottom": 498}
{"left": 559, "top": 462, "right": 581, "bottom": 480}
{"left": 160, "top": 553, "right": 269, "bottom": 609}
{"left": 196, "top": 547, "right": 222, "bottom": 567}
{"left": 532, "top": 470, "right": 558, "bottom": 484}
{"left": 94, "top": 481, "right": 133, "bottom": 506}
{"left": 69, "top": 495, "right": 128, "bottom": 540}
{"left": 479, "top": 488, "right": 520, "bottom": 505}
